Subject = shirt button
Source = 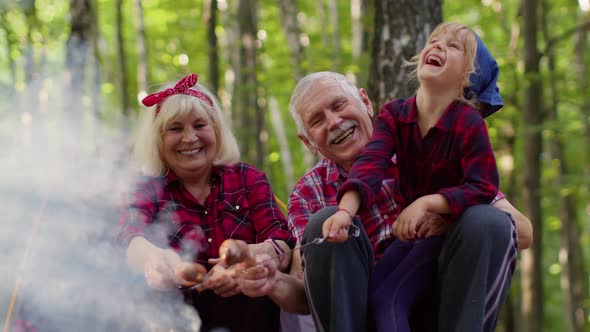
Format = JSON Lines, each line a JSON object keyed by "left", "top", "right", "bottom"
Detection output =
{"left": 204, "top": 210, "right": 208, "bottom": 215}
{"left": 235, "top": 205, "right": 240, "bottom": 210}
{"left": 208, "top": 238, "right": 213, "bottom": 243}
{"left": 383, "top": 214, "right": 389, "bottom": 220}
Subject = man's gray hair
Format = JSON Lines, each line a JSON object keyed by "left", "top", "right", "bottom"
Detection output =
{"left": 289, "top": 71, "right": 364, "bottom": 140}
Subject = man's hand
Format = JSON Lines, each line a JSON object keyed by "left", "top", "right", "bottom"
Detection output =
{"left": 196, "top": 258, "right": 243, "bottom": 297}
{"left": 322, "top": 209, "right": 352, "bottom": 242}
{"left": 239, "top": 254, "right": 278, "bottom": 298}
{"left": 416, "top": 212, "right": 450, "bottom": 238}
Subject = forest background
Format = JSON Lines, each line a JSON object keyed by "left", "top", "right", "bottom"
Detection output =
{"left": 0, "top": 0, "right": 589, "bottom": 331}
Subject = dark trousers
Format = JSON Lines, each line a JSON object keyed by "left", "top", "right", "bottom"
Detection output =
{"left": 369, "top": 237, "right": 444, "bottom": 332}
{"left": 302, "top": 205, "right": 518, "bottom": 332}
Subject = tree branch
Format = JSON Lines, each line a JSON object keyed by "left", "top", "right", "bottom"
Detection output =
{"left": 542, "top": 18, "right": 590, "bottom": 57}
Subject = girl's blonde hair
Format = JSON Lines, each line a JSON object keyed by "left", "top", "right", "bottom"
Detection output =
{"left": 133, "top": 82, "right": 240, "bottom": 176}
{"left": 406, "top": 22, "right": 478, "bottom": 107}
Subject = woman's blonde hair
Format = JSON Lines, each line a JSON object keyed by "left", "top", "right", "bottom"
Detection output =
{"left": 406, "top": 22, "right": 478, "bottom": 107}
{"left": 133, "top": 82, "right": 240, "bottom": 176}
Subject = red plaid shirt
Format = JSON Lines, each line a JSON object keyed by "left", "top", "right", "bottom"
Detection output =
{"left": 340, "top": 97, "right": 499, "bottom": 222}
{"left": 117, "top": 162, "right": 294, "bottom": 265}
{"left": 288, "top": 158, "right": 398, "bottom": 258}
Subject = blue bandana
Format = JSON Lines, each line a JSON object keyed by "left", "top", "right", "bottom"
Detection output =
{"left": 467, "top": 33, "right": 503, "bottom": 118}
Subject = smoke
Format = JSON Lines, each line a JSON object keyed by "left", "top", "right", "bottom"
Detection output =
{"left": 0, "top": 74, "right": 201, "bottom": 332}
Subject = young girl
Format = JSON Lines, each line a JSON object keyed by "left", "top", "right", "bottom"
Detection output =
{"left": 323, "top": 23, "right": 500, "bottom": 331}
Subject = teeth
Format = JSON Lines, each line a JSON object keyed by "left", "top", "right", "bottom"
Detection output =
{"left": 427, "top": 54, "right": 442, "bottom": 66}
{"left": 332, "top": 127, "right": 354, "bottom": 144}
{"left": 179, "top": 148, "right": 202, "bottom": 155}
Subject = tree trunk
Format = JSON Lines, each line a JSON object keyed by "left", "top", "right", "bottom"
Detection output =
{"left": 115, "top": 0, "right": 129, "bottom": 120}
{"left": 65, "top": 0, "right": 94, "bottom": 119}
{"left": 277, "top": 0, "right": 305, "bottom": 81}
{"left": 578, "top": 12, "right": 590, "bottom": 228}
{"left": 570, "top": 11, "right": 590, "bottom": 332}
{"left": 206, "top": 0, "right": 219, "bottom": 95}
{"left": 22, "top": 0, "right": 37, "bottom": 85}
{"left": 269, "top": 96, "right": 295, "bottom": 191}
{"left": 0, "top": 11, "right": 17, "bottom": 95}
{"left": 328, "top": 0, "right": 341, "bottom": 69}
{"left": 351, "top": 0, "right": 362, "bottom": 61}
{"left": 520, "top": 0, "right": 544, "bottom": 330}
{"left": 317, "top": 0, "right": 329, "bottom": 47}
{"left": 90, "top": 0, "right": 101, "bottom": 122}
{"left": 238, "top": 0, "right": 263, "bottom": 167}
{"left": 133, "top": 0, "right": 149, "bottom": 100}
{"left": 545, "top": 23, "right": 585, "bottom": 332}
{"left": 368, "top": 0, "right": 442, "bottom": 111}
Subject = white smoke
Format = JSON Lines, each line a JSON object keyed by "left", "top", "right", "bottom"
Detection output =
{"left": 0, "top": 74, "right": 201, "bottom": 332}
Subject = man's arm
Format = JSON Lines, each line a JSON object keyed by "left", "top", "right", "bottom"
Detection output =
{"left": 492, "top": 198, "right": 533, "bottom": 250}
{"left": 239, "top": 248, "right": 310, "bottom": 314}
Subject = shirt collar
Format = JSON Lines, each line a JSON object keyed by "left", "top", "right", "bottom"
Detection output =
{"left": 324, "top": 158, "right": 348, "bottom": 183}
{"left": 163, "top": 166, "right": 223, "bottom": 187}
{"left": 396, "top": 96, "right": 457, "bottom": 133}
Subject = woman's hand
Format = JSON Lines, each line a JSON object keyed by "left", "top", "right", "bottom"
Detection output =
{"left": 143, "top": 248, "right": 206, "bottom": 290}
{"left": 239, "top": 254, "right": 278, "bottom": 298}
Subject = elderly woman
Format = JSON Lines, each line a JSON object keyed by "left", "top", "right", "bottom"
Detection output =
{"left": 117, "top": 73, "right": 294, "bottom": 332}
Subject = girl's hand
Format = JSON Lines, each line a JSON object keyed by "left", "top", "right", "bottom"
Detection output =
{"left": 322, "top": 209, "right": 353, "bottom": 243}
{"left": 393, "top": 200, "right": 428, "bottom": 241}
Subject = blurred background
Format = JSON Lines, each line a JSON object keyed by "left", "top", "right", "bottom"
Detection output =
{"left": 0, "top": 0, "right": 588, "bottom": 331}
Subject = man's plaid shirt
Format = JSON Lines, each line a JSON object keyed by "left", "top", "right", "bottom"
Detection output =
{"left": 288, "top": 158, "right": 398, "bottom": 259}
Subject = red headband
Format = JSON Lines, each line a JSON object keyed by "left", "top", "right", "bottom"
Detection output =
{"left": 141, "top": 73, "right": 213, "bottom": 114}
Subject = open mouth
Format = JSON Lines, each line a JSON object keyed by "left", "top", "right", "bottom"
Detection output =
{"left": 331, "top": 126, "right": 356, "bottom": 145}
{"left": 178, "top": 147, "right": 203, "bottom": 155}
{"left": 426, "top": 54, "right": 444, "bottom": 67}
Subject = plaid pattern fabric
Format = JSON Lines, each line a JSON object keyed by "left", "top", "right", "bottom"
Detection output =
{"left": 340, "top": 97, "right": 499, "bottom": 222}
{"left": 288, "top": 158, "right": 398, "bottom": 259}
{"left": 117, "top": 162, "right": 294, "bottom": 264}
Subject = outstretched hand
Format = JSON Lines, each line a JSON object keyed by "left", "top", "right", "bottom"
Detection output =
{"left": 143, "top": 248, "right": 206, "bottom": 291}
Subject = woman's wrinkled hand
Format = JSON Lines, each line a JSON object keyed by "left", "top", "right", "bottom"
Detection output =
{"left": 143, "top": 248, "right": 206, "bottom": 291}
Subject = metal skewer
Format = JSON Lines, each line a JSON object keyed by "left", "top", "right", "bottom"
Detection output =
{"left": 178, "top": 224, "right": 361, "bottom": 291}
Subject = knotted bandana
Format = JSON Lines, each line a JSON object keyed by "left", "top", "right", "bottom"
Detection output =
{"left": 142, "top": 73, "right": 213, "bottom": 114}
{"left": 467, "top": 33, "right": 504, "bottom": 118}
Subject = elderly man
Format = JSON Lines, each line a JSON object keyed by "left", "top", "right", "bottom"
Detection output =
{"left": 240, "top": 44, "right": 532, "bottom": 332}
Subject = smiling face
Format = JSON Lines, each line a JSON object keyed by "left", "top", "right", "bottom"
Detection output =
{"left": 295, "top": 78, "right": 374, "bottom": 172}
{"left": 418, "top": 25, "right": 476, "bottom": 90}
{"left": 160, "top": 108, "right": 218, "bottom": 179}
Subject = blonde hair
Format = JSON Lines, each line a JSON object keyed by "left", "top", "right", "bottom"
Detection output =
{"left": 133, "top": 82, "right": 240, "bottom": 176}
{"left": 406, "top": 22, "right": 478, "bottom": 107}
